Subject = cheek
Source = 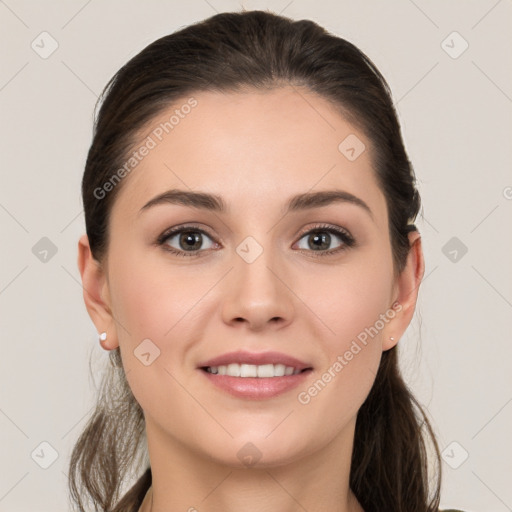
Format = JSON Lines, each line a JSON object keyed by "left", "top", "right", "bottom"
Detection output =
{"left": 107, "top": 251, "right": 221, "bottom": 403}
{"left": 108, "top": 249, "right": 212, "bottom": 344}
{"left": 309, "top": 252, "right": 395, "bottom": 347}
{"left": 295, "top": 251, "right": 394, "bottom": 410}
{"left": 295, "top": 297, "right": 388, "bottom": 439}
{"left": 106, "top": 252, "right": 206, "bottom": 418}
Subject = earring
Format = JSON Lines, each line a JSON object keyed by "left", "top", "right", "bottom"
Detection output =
{"left": 99, "top": 332, "right": 107, "bottom": 342}
{"left": 390, "top": 337, "right": 395, "bottom": 341}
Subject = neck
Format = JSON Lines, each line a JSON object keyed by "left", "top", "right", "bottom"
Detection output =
{"left": 139, "top": 418, "right": 364, "bottom": 512}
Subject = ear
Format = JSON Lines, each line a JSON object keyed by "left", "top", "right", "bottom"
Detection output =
{"left": 382, "top": 230, "right": 425, "bottom": 351}
{"left": 77, "top": 234, "right": 119, "bottom": 350}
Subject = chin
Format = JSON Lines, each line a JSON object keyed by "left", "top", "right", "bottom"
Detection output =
{"left": 202, "top": 434, "right": 311, "bottom": 470}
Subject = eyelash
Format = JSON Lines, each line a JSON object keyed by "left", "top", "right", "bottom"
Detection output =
{"left": 156, "top": 223, "right": 356, "bottom": 258}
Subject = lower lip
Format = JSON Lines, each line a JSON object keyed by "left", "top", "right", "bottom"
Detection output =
{"left": 199, "top": 368, "right": 313, "bottom": 400}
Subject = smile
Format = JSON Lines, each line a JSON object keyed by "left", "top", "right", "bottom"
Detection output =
{"left": 199, "top": 365, "right": 313, "bottom": 400}
{"left": 203, "top": 363, "right": 307, "bottom": 377}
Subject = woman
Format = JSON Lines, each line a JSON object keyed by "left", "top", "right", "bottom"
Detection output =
{"left": 70, "top": 9, "right": 466, "bottom": 512}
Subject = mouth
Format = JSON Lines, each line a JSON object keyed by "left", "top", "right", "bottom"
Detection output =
{"left": 197, "top": 351, "right": 314, "bottom": 400}
{"left": 200, "top": 363, "right": 312, "bottom": 377}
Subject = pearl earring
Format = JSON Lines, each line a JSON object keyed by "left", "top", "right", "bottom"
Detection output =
{"left": 99, "top": 332, "right": 107, "bottom": 342}
{"left": 390, "top": 337, "right": 395, "bottom": 341}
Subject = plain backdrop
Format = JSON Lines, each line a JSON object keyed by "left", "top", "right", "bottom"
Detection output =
{"left": 1, "top": 1, "right": 511, "bottom": 511}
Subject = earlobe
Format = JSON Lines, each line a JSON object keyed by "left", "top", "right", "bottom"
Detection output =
{"left": 77, "top": 234, "right": 119, "bottom": 350}
{"left": 382, "top": 231, "right": 425, "bottom": 351}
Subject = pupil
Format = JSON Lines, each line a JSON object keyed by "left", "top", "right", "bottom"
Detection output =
{"left": 310, "top": 232, "right": 330, "bottom": 250}
{"left": 181, "top": 231, "right": 201, "bottom": 250}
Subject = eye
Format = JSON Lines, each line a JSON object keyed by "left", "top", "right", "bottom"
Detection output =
{"left": 294, "top": 224, "right": 355, "bottom": 257}
{"left": 157, "top": 225, "right": 218, "bottom": 257}
{"left": 156, "top": 223, "right": 355, "bottom": 258}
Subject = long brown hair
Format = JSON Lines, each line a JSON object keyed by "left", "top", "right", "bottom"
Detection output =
{"left": 70, "top": 9, "right": 442, "bottom": 512}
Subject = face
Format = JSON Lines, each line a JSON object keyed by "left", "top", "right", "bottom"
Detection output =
{"left": 85, "top": 86, "right": 415, "bottom": 468}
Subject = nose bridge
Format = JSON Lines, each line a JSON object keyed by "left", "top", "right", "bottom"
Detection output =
{"left": 221, "top": 233, "right": 294, "bottom": 329}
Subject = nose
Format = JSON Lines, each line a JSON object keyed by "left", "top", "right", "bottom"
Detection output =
{"left": 221, "top": 243, "right": 295, "bottom": 332}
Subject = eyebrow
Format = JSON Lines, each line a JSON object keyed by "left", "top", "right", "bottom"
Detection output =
{"left": 139, "top": 188, "right": 373, "bottom": 220}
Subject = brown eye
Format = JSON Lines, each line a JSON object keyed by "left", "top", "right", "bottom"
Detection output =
{"left": 303, "top": 231, "right": 332, "bottom": 251}
{"left": 177, "top": 231, "right": 203, "bottom": 251}
{"left": 294, "top": 225, "right": 355, "bottom": 257}
{"left": 158, "top": 226, "right": 217, "bottom": 257}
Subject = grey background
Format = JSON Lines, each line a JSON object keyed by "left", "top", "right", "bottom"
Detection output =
{"left": 1, "top": 1, "right": 511, "bottom": 510}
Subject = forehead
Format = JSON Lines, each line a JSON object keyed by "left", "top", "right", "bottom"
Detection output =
{"left": 112, "top": 86, "right": 387, "bottom": 223}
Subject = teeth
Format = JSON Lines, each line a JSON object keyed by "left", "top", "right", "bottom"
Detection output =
{"left": 227, "top": 363, "right": 240, "bottom": 377}
{"left": 241, "top": 364, "right": 257, "bottom": 377}
{"left": 205, "top": 363, "right": 303, "bottom": 378}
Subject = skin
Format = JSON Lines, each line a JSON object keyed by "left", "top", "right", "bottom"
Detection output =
{"left": 78, "top": 86, "right": 424, "bottom": 512}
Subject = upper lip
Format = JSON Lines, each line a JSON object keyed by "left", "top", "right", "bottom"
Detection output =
{"left": 198, "top": 350, "right": 313, "bottom": 371}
